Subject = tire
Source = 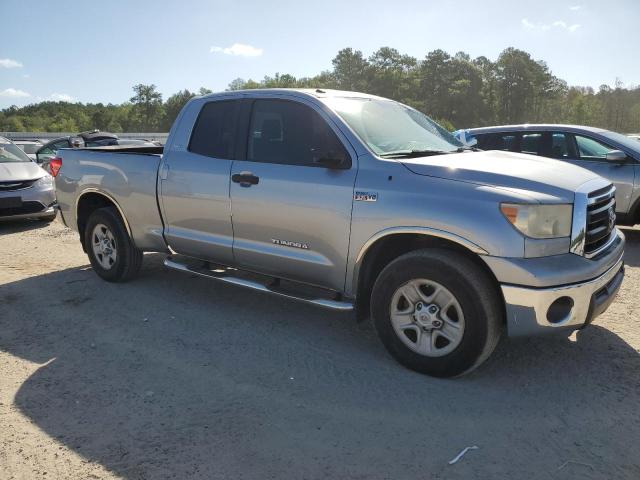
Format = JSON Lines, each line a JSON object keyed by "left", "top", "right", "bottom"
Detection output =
{"left": 371, "top": 248, "right": 503, "bottom": 378}
{"left": 84, "top": 207, "right": 143, "bottom": 282}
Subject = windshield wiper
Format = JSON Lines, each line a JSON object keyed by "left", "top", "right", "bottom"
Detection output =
{"left": 378, "top": 149, "right": 451, "bottom": 158}
{"left": 456, "top": 146, "right": 482, "bottom": 152}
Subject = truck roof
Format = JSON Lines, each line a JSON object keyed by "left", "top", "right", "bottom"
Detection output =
{"left": 465, "top": 124, "right": 609, "bottom": 134}
{"left": 198, "top": 88, "right": 389, "bottom": 102}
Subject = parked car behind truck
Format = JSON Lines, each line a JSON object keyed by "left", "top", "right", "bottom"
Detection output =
{"left": 12, "top": 139, "right": 43, "bottom": 162}
{"left": 36, "top": 130, "right": 158, "bottom": 171}
{"left": 455, "top": 124, "right": 640, "bottom": 225}
{"left": 53, "top": 89, "right": 625, "bottom": 377}
{"left": 0, "top": 136, "right": 56, "bottom": 222}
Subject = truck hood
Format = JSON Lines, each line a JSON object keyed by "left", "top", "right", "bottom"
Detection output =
{"left": 401, "top": 150, "right": 600, "bottom": 201}
{"left": 0, "top": 161, "right": 47, "bottom": 182}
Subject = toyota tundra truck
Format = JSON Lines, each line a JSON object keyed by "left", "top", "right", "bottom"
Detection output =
{"left": 52, "top": 89, "right": 625, "bottom": 377}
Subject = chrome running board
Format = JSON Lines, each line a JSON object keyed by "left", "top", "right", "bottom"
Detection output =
{"left": 164, "top": 255, "right": 353, "bottom": 312}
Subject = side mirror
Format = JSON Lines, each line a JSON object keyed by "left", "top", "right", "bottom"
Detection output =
{"left": 454, "top": 129, "right": 477, "bottom": 147}
{"left": 313, "top": 150, "right": 349, "bottom": 169}
{"left": 606, "top": 150, "right": 627, "bottom": 162}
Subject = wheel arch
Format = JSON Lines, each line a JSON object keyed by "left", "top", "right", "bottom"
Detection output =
{"left": 352, "top": 228, "right": 502, "bottom": 322}
{"left": 76, "top": 189, "right": 132, "bottom": 252}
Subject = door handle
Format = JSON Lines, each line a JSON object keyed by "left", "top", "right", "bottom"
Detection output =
{"left": 159, "top": 163, "right": 170, "bottom": 180}
{"left": 232, "top": 171, "right": 260, "bottom": 187}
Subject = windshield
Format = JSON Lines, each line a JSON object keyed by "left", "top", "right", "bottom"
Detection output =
{"left": 602, "top": 131, "right": 640, "bottom": 153}
{"left": 322, "top": 97, "right": 462, "bottom": 155}
{"left": 0, "top": 141, "right": 33, "bottom": 163}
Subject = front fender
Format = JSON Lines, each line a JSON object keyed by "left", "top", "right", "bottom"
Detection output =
{"left": 347, "top": 226, "right": 489, "bottom": 298}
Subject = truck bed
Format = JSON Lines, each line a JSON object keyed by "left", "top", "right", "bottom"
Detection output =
{"left": 55, "top": 147, "right": 167, "bottom": 252}
{"left": 82, "top": 145, "right": 164, "bottom": 155}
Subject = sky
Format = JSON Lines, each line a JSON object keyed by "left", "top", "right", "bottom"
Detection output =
{"left": 0, "top": 0, "right": 638, "bottom": 109}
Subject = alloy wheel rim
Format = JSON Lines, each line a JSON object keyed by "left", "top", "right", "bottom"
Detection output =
{"left": 389, "top": 279, "right": 465, "bottom": 357}
{"left": 91, "top": 223, "right": 117, "bottom": 270}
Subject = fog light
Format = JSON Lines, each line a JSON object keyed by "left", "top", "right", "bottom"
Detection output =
{"left": 546, "top": 296, "right": 574, "bottom": 324}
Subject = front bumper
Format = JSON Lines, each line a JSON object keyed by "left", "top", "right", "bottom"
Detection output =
{"left": 0, "top": 179, "right": 57, "bottom": 221}
{"left": 0, "top": 204, "right": 56, "bottom": 221}
{"left": 502, "top": 254, "right": 624, "bottom": 337}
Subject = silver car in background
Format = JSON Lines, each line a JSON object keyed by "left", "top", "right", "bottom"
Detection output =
{"left": 456, "top": 125, "right": 640, "bottom": 225}
{"left": 13, "top": 139, "right": 43, "bottom": 162}
{"left": 0, "top": 136, "right": 56, "bottom": 222}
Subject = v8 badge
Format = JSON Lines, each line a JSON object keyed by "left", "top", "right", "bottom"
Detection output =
{"left": 354, "top": 191, "right": 378, "bottom": 202}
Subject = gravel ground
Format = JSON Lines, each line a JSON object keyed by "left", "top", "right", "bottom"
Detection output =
{"left": 1, "top": 218, "right": 639, "bottom": 480}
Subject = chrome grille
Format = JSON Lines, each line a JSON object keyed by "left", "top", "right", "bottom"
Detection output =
{"left": 585, "top": 184, "right": 616, "bottom": 257}
{"left": 0, "top": 179, "right": 37, "bottom": 191}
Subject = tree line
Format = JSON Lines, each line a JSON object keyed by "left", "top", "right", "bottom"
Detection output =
{"left": 1, "top": 47, "right": 639, "bottom": 134}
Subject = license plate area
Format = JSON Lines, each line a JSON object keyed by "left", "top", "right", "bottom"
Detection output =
{"left": 0, "top": 197, "right": 22, "bottom": 209}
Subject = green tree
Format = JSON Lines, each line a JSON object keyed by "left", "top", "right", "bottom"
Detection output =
{"left": 332, "top": 48, "right": 369, "bottom": 91}
{"left": 367, "top": 47, "right": 416, "bottom": 101}
{"left": 3, "top": 47, "right": 640, "bottom": 134}
{"left": 129, "top": 84, "right": 164, "bottom": 131}
{"left": 163, "top": 89, "right": 195, "bottom": 130}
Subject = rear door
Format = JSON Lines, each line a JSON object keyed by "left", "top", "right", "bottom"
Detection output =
{"left": 551, "top": 132, "right": 634, "bottom": 213}
{"left": 159, "top": 99, "right": 241, "bottom": 264}
{"left": 229, "top": 97, "right": 357, "bottom": 292}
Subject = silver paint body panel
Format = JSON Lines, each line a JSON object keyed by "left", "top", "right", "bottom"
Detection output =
{"left": 55, "top": 150, "right": 166, "bottom": 251}
{"left": 55, "top": 89, "right": 625, "bottom": 337}
{"left": 502, "top": 252, "right": 624, "bottom": 336}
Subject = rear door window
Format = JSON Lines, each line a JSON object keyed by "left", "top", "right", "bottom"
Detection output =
{"left": 50, "top": 139, "right": 71, "bottom": 152}
{"left": 39, "top": 139, "right": 69, "bottom": 157}
{"left": 476, "top": 133, "right": 517, "bottom": 151}
{"left": 520, "top": 133, "right": 543, "bottom": 155}
{"left": 189, "top": 100, "right": 240, "bottom": 159}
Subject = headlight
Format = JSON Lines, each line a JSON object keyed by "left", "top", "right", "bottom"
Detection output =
{"left": 35, "top": 175, "right": 53, "bottom": 187}
{"left": 500, "top": 203, "right": 572, "bottom": 239}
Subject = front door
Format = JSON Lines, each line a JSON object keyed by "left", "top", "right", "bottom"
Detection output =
{"left": 230, "top": 98, "right": 357, "bottom": 292}
{"left": 549, "top": 132, "right": 635, "bottom": 212}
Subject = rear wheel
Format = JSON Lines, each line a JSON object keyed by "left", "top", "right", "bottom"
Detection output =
{"left": 84, "top": 207, "right": 142, "bottom": 282}
{"left": 371, "top": 249, "right": 502, "bottom": 378}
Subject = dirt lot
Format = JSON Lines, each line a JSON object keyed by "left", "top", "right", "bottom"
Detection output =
{"left": 1, "top": 219, "right": 639, "bottom": 480}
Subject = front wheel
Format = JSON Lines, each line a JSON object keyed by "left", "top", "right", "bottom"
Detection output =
{"left": 371, "top": 249, "right": 503, "bottom": 378}
{"left": 84, "top": 207, "right": 143, "bottom": 282}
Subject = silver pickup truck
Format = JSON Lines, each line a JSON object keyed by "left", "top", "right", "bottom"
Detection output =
{"left": 54, "top": 89, "right": 625, "bottom": 377}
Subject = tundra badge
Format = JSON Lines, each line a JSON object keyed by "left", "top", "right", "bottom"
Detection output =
{"left": 272, "top": 238, "right": 309, "bottom": 250}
